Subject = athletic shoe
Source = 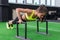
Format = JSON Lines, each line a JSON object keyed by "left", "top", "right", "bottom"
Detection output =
{"left": 10, "top": 24, "right": 14, "bottom": 29}
{"left": 6, "top": 22, "right": 10, "bottom": 29}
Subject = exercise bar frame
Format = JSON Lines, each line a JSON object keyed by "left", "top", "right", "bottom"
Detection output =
{"left": 16, "top": 19, "right": 48, "bottom": 40}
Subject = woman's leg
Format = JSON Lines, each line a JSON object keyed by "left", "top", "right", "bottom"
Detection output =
{"left": 6, "top": 14, "right": 26, "bottom": 29}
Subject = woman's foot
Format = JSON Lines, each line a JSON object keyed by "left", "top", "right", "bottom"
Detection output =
{"left": 6, "top": 22, "right": 14, "bottom": 29}
{"left": 10, "top": 24, "right": 14, "bottom": 29}
{"left": 6, "top": 22, "right": 10, "bottom": 29}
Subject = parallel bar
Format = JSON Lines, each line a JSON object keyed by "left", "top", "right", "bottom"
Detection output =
{"left": 16, "top": 23, "right": 19, "bottom": 36}
{"left": 25, "top": 22, "right": 27, "bottom": 39}
{"left": 46, "top": 20, "right": 48, "bottom": 34}
{"left": 37, "top": 19, "right": 39, "bottom": 32}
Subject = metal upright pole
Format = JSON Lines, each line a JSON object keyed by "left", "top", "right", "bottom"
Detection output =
{"left": 46, "top": 20, "right": 48, "bottom": 34}
{"left": 16, "top": 23, "right": 19, "bottom": 37}
{"left": 37, "top": 19, "right": 39, "bottom": 32}
{"left": 25, "top": 22, "right": 27, "bottom": 39}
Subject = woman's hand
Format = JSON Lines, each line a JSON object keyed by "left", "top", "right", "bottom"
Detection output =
{"left": 18, "top": 20, "right": 23, "bottom": 23}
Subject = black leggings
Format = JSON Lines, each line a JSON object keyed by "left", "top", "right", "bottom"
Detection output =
{"left": 12, "top": 17, "right": 26, "bottom": 24}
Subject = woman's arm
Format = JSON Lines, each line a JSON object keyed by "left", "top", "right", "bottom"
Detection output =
{"left": 16, "top": 8, "right": 32, "bottom": 22}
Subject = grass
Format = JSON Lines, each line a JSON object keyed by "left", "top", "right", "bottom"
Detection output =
{"left": 0, "top": 21, "right": 60, "bottom": 40}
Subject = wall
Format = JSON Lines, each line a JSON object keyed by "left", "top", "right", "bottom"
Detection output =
{"left": 55, "top": 0, "right": 60, "bottom": 7}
